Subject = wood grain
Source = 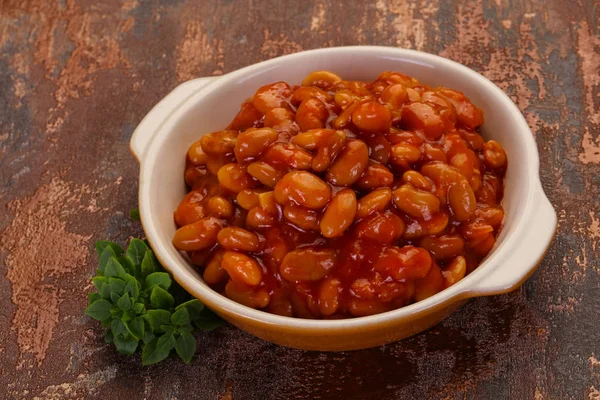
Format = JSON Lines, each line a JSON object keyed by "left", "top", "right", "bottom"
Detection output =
{"left": 0, "top": 0, "right": 598, "bottom": 398}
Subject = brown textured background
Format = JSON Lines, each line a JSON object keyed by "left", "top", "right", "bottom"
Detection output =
{"left": 0, "top": 0, "right": 598, "bottom": 399}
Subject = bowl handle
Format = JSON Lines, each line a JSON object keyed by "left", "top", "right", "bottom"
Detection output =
{"left": 130, "top": 76, "right": 219, "bottom": 161}
{"left": 465, "top": 184, "right": 557, "bottom": 296}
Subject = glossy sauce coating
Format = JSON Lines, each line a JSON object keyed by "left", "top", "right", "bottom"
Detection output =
{"left": 173, "top": 70, "right": 507, "bottom": 319}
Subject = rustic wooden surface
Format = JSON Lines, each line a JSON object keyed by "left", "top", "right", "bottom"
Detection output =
{"left": 0, "top": 0, "right": 599, "bottom": 399}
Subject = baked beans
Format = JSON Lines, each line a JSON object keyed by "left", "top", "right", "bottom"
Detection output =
{"left": 172, "top": 71, "right": 507, "bottom": 318}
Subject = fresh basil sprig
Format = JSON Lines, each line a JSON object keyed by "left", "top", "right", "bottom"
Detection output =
{"left": 85, "top": 238, "right": 224, "bottom": 365}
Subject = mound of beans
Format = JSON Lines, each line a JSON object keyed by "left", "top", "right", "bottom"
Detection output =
{"left": 173, "top": 70, "right": 507, "bottom": 318}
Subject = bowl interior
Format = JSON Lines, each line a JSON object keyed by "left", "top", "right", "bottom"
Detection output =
{"left": 142, "top": 48, "right": 533, "bottom": 322}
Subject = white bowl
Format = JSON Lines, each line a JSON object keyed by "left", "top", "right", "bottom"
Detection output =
{"left": 130, "top": 46, "right": 556, "bottom": 351}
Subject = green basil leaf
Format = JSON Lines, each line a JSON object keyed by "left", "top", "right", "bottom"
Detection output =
{"left": 143, "top": 328, "right": 155, "bottom": 344}
{"left": 125, "top": 317, "right": 145, "bottom": 340}
{"left": 130, "top": 208, "right": 140, "bottom": 221}
{"left": 117, "top": 293, "right": 132, "bottom": 311}
{"left": 92, "top": 276, "right": 107, "bottom": 291}
{"left": 126, "top": 238, "right": 149, "bottom": 268}
{"left": 170, "top": 307, "right": 190, "bottom": 326}
{"left": 176, "top": 299, "right": 204, "bottom": 315}
{"left": 105, "top": 329, "right": 114, "bottom": 344}
{"left": 133, "top": 302, "right": 145, "bottom": 314}
{"left": 175, "top": 331, "right": 196, "bottom": 364}
{"left": 141, "top": 337, "right": 169, "bottom": 366}
{"left": 118, "top": 255, "right": 137, "bottom": 277}
{"left": 123, "top": 273, "right": 135, "bottom": 283}
{"left": 114, "top": 334, "right": 138, "bottom": 355}
{"left": 144, "top": 309, "right": 172, "bottom": 332}
{"left": 109, "top": 308, "right": 121, "bottom": 317}
{"left": 111, "top": 318, "right": 126, "bottom": 337}
{"left": 144, "top": 272, "right": 171, "bottom": 292}
{"left": 157, "top": 331, "right": 176, "bottom": 353}
{"left": 137, "top": 289, "right": 148, "bottom": 301}
{"left": 85, "top": 299, "right": 113, "bottom": 321}
{"left": 100, "top": 283, "right": 111, "bottom": 300}
{"left": 160, "top": 324, "right": 176, "bottom": 334}
{"left": 95, "top": 241, "right": 124, "bottom": 257}
{"left": 177, "top": 325, "right": 193, "bottom": 335}
{"left": 125, "top": 278, "right": 140, "bottom": 300}
{"left": 141, "top": 250, "right": 162, "bottom": 278}
{"left": 104, "top": 257, "right": 127, "bottom": 280}
{"left": 110, "top": 292, "right": 121, "bottom": 304}
{"left": 121, "top": 310, "right": 133, "bottom": 322}
{"left": 109, "top": 278, "right": 126, "bottom": 295}
{"left": 88, "top": 292, "right": 101, "bottom": 304}
{"left": 193, "top": 308, "right": 226, "bottom": 331}
{"left": 150, "top": 286, "right": 174, "bottom": 309}
{"left": 98, "top": 247, "right": 117, "bottom": 275}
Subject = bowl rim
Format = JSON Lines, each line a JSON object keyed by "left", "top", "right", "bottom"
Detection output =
{"left": 136, "top": 45, "right": 548, "bottom": 330}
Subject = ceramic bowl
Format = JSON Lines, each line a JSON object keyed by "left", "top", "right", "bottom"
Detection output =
{"left": 130, "top": 46, "right": 556, "bottom": 351}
